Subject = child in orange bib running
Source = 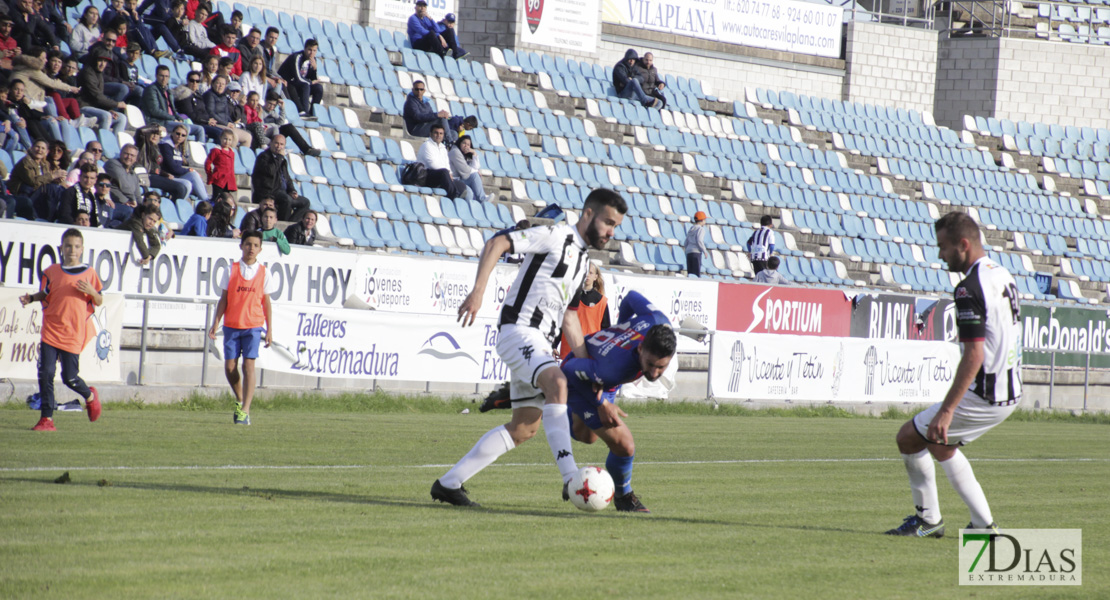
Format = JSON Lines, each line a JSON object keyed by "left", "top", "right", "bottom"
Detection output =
{"left": 20, "top": 228, "right": 104, "bottom": 431}
{"left": 208, "top": 231, "right": 275, "bottom": 425}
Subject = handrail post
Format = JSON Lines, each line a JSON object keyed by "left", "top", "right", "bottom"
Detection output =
{"left": 138, "top": 298, "right": 149, "bottom": 385}
{"left": 201, "top": 303, "right": 211, "bottom": 388}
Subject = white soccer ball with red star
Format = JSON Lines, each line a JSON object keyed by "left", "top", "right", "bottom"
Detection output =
{"left": 568, "top": 466, "right": 615, "bottom": 512}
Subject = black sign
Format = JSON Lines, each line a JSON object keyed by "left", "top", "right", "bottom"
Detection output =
{"left": 850, "top": 294, "right": 956, "bottom": 342}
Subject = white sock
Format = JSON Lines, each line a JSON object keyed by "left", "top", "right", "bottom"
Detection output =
{"left": 439, "top": 425, "right": 515, "bottom": 489}
{"left": 902, "top": 450, "right": 941, "bottom": 524}
{"left": 542, "top": 404, "right": 578, "bottom": 482}
{"left": 940, "top": 450, "right": 993, "bottom": 528}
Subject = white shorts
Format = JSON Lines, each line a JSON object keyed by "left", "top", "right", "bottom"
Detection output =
{"left": 913, "top": 391, "right": 1017, "bottom": 446}
{"left": 496, "top": 324, "right": 559, "bottom": 409}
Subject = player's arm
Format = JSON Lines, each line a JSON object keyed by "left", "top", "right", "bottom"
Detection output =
{"left": 76, "top": 279, "right": 103, "bottom": 306}
{"left": 927, "top": 341, "right": 983, "bottom": 445}
{"left": 457, "top": 234, "right": 512, "bottom": 327}
{"left": 208, "top": 289, "right": 228, "bottom": 340}
{"left": 19, "top": 290, "right": 45, "bottom": 306}
{"left": 616, "top": 290, "right": 668, "bottom": 326}
{"left": 262, "top": 294, "right": 273, "bottom": 347}
{"left": 562, "top": 356, "right": 625, "bottom": 427}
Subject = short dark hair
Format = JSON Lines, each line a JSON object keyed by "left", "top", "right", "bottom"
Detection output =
{"left": 760, "top": 215, "right": 773, "bottom": 227}
{"left": 62, "top": 227, "right": 84, "bottom": 242}
{"left": 642, "top": 324, "right": 677, "bottom": 359}
{"left": 456, "top": 135, "right": 471, "bottom": 147}
{"left": 261, "top": 207, "right": 277, "bottom": 216}
{"left": 224, "top": 25, "right": 238, "bottom": 37}
{"left": 265, "top": 26, "right": 280, "bottom": 36}
{"left": 767, "top": 256, "right": 780, "bottom": 270}
{"left": 582, "top": 188, "right": 628, "bottom": 216}
{"left": 97, "top": 173, "right": 112, "bottom": 183}
{"left": 80, "top": 163, "right": 98, "bottom": 175}
{"left": 935, "top": 211, "right": 981, "bottom": 247}
{"left": 430, "top": 123, "right": 444, "bottom": 133}
{"left": 75, "top": 209, "right": 91, "bottom": 220}
{"left": 155, "top": 65, "right": 170, "bottom": 75}
{"left": 25, "top": 45, "right": 46, "bottom": 59}
{"left": 462, "top": 115, "right": 478, "bottom": 128}
{"left": 305, "top": 38, "right": 318, "bottom": 50}
{"left": 127, "top": 42, "right": 142, "bottom": 53}
{"left": 242, "top": 230, "right": 263, "bottom": 243}
{"left": 249, "top": 27, "right": 261, "bottom": 35}
{"left": 140, "top": 204, "right": 162, "bottom": 218}
{"left": 196, "top": 202, "right": 213, "bottom": 216}
{"left": 231, "top": 10, "right": 243, "bottom": 19}
{"left": 304, "top": 210, "right": 317, "bottom": 220}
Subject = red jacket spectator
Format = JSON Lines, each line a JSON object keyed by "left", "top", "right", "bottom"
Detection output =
{"left": 204, "top": 146, "right": 237, "bottom": 190}
{"left": 0, "top": 22, "right": 18, "bottom": 71}
{"left": 244, "top": 103, "right": 261, "bottom": 124}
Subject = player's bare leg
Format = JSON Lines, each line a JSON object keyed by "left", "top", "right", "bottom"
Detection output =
{"left": 240, "top": 358, "right": 257, "bottom": 415}
{"left": 223, "top": 359, "right": 242, "bottom": 404}
{"left": 536, "top": 366, "right": 579, "bottom": 485}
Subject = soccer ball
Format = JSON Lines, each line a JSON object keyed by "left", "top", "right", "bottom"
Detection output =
{"left": 568, "top": 466, "right": 615, "bottom": 512}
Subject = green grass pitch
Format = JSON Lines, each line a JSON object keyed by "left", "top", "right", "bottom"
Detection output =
{"left": 1, "top": 395, "right": 1106, "bottom": 599}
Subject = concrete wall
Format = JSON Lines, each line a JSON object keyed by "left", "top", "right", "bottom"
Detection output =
{"left": 935, "top": 36, "right": 1110, "bottom": 131}
{"left": 843, "top": 21, "right": 939, "bottom": 116}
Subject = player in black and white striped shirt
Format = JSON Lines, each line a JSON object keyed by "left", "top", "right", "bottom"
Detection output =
{"left": 432, "top": 189, "right": 628, "bottom": 507}
{"left": 887, "top": 211, "right": 1022, "bottom": 538}
{"left": 746, "top": 215, "right": 775, "bottom": 274}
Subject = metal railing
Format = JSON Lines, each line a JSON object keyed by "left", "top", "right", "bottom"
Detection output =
{"left": 849, "top": 0, "right": 938, "bottom": 29}
{"left": 940, "top": 0, "right": 1110, "bottom": 41}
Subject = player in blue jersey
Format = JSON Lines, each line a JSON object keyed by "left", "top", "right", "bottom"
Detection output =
{"left": 561, "top": 290, "right": 677, "bottom": 513}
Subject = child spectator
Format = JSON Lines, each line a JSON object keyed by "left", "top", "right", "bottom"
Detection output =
{"left": 238, "top": 196, "right": 273, "bottom": 233}
{"left": 752, "top": 256, "right": 791, "bottom": 285}
{"left": 684, "top": 211, "right": 707, "bottom": 277}
{"left": 120, "top": 202, "right": 161, "bottom": 264}
{"left": 258, "top": 205, "right": 290, "bottom": 255}
{"left": 207, "top": 230, "right": 275, "bottom": 425}
{"left": 205, "top": 129, "right": 237, "bottom": 197}
{"left": 19, "top": 228, "right": 104, "bottom": 431}
{"left": 179, "top": 198, "right": 211, "bottom": 235}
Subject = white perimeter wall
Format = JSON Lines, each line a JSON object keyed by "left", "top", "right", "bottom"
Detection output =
{"left": 843, "top": 21, "right": 938, "bottom": 117}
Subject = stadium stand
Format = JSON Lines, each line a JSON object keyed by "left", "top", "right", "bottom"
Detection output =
{"left": 4, "top": 0, "right": 1108, "bottom": 307}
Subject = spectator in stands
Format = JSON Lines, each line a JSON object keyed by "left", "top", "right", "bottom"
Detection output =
{"left": 119, "top": 0, "right": 170, "bottom": 58}
{"left": 77, "top": 47, "right": 128, "bottom": 134}
{"left": 14, "top": 46, "right": 77, "bottom": 125}
{"left": 142, "top": 190, "right": 175, "bottom": 242}
{"left": 0, "top": 84, "right": 33, "bottom": 150}
{"left": 64, "top": 150, "right": 98, "bottom": 186}
{"left": 46, "top": 140, "right": 70, "bottom": 173}
{"left": 404, "top": 79, "right": 455, "bottom": 141}
{"left": 120, "top": 202, "right": 161, "bottom": 264}
{"left": 96, "top": 171, "right": 129, "bottom": 226}
{"left": 12, "top": 0, "right": 58, "bottom": 51}
{"left": 173, "top": 69, "right": 224, "bottom": 140}
{"left": 613, "top": 49, "right": 659, "bottom": 109}
{"left": 69, "top": 5, "right": 100, "bottom": 56}
{"left": 753, "top": 256, "right": 790, "bottom": 285}
{"left": 408, "top": 1, "right": 465, "bottom": 59}
{"left": 198, "top": 54, "right": 218, "bottom": 93}
{"left": 237, "top": 27, "right": 262, "bottom": 71}
{"left": 115, "top": 42, "right": 146, "bottom": 104}
{"left": 210, "top": 26, "right": 242, "bottom": 77}
{"left": 258, "top": 206, "right": 290, "bottom": 255}
{"left": 239, "top": 55, "right": 267, "bottom": 101}
{"left": 74, "top": 210, "right": 91, "bottom": 226}
{"left": 278, "top": 38, "right": 322, "bottom": 119}
{"left": 260, "top": 26, "right": 284, "bottom": 91}
{"left": 239, "top": 195, "right": 273, "bottom": 233}
{"left": 161, "top": 123, "right": 210, "bottom": 202}
{"left": 252, "top": 134, "right": 309, "bottom": 222}
{"left": 181, "top": 3, "right": 215, "bottom": 61}
{"left": 105, "top": 142, "right": 142, "bottom": 206}
{"left": 56, "top": 164, "right": 101, "bottom": 225}
{"left": 136, "top": 125, "right": 191, "bottom": 200}
{"left": 634, "top": 52, "right": 666, "bottom": 110}
{"left": 418, "top": 123, "right": 471, "bottom": 200}
{"left": 203, "top": 75, "right": 251, "bottom": 146}
{"left": 179, "top": 197, "right": 211, "bottom": 236}
{"left": 684, "top": 210, "right": 707, "bottom": 277}
{"left": 135, "top": 0, "right": 186, "bottom": 57}
{"left": 207, "top": 199, "right": 239, "bottom": 238}
{"left": 448, "top": 135, "right": 486, "bottom": 202}
{"left": 41, "top": 50, "right": 81, "bottom": 123}
{"left": 0, "top": 17, "right": 21, "bottom": 72}
{"left": 8, "top": 78, "right": 62, "bottom": 143}
{"left": 141, "top": 64, "right": 205, "bottom": 141}
{"left": 216, "top": 56, "right": 235, "bottom": 81}
{"left": 747, "top": 214, "right": 776, "bottom": 275}
{"left": 284, "top": 209, "right": 316, "bottom": 246}
{"left": 258, "top": 89, "right": 317, "bottom": 155}
{"left": 454, "top": 115, "right": 478, "bottom": 140}
{"left": 557, "top": 261, "right": 610, "bottom": 360}
{"left": 10, "top": 139, "right": 64, "bottom": 218}
{"left": 205, "top": 128, "right": 237, "bottom": 197}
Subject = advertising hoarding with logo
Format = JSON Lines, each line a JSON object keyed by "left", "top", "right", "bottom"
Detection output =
{"left": 520, "top": 0, "right": 599, "bottom": 53}
{"left": 601, "top": 0, "right": 843, "bottom": 58}
{"left": 716, "top": 283, "right": 852, "bottom": 337}
{"left": 605, "top": 270, "right": 718, "bottom": 353}
{"left": 256, "top": 302, "right": 508, "bottom": 383}
{"left": 1021, "top": 304, "right": 1110, "bottom": 368}
{"left": 376, "top": 0, "right": 456, "bottom": 24}
{"left": 709, "top": 331, "right": 959, "bottom": 402}
{"left": 849, "top": 294, "right": 957, "bottom": 342}
{"left": 353, "top": 253, "right": 520, "bottom": 319}
{"left": 0, "top": 288, "right": 125, "bottom": 382}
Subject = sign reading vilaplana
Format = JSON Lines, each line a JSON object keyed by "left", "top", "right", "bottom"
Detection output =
{"left": 521, "top": 0, "right": 600, "bottom": 53}
{"left": 709, "top": 332, "right": 960, "bottom": 402}
{"left": 601, "top": 0, "right": 843, "bottom": 58}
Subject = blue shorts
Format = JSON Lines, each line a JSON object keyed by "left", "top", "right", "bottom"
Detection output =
{"left": 568, "top": 387, "right": 619, "bottom": 431}
{"left": 223, "top": 326, "right": 262, "bottom": 360}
